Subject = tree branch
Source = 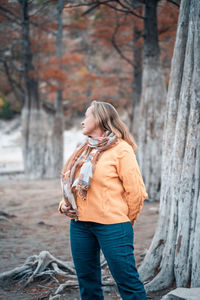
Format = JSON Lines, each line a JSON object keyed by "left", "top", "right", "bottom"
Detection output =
{"left": 0, "top": 5, "right": 21, "bottom": 25}
{"left": 111, "top": 14, "right": 134, "bottom": 66}
{"left": 65, "top": 0, "right": 144, "bottom": 19}
{"left": 166, "top": 0, "right": 180, "bottom": 7}
{"left": 117, "top": 0, "right": 144, "bottom": 18}
{"left": 3, "top": 60, "right": 25, "bottom": 106}
{"left": 81, "top": 0, "right": 134, "bottom": 16}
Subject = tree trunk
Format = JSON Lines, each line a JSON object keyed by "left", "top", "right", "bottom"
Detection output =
{"left": 22, "top": 108, "right": 50, "bottom": 178}
{"left": 20, "top": 0, "right": 64, "bottom": 178}
{"left": 139, "top": 0, "right": 200, "bottom": 291}
{"left": 130, "top": 26, "right": 142, "bottom": 143}
{"left": 20, "top": 0, "right": 45, "bottom": 178}
{"left": 137, "top": 0, "right": 167, "bottom": 201}
{"left": 3, "top": 60, "right": 25, "bottom": 108}
{"left": 50, "top": 0, "right": 64, "bottom": 177}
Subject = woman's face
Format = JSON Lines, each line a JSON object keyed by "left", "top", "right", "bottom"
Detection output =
{"left": 81, "top": 106, "right": 103, "bottom": 137}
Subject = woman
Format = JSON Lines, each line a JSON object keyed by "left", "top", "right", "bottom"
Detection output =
{"left": 58, "top": 100, "right": 148, "bottom": 300}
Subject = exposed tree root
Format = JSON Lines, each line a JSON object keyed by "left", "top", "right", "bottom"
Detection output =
{"left": 144, "top": 268, "right": 174, "bottom": 292}
{"left": 0, "top": 251, "right": 114, "bottom": 299}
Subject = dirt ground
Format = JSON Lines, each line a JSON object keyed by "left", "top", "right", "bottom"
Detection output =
{"left": 0, "top": 177, "right": 171, "bottom": 300}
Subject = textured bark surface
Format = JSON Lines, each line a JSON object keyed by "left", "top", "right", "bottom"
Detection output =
{"left": 139, "top": 0, "right": 200, "bottom": 291}
{"left": 138, "top": 0, "right": 167, "bottom": 201}
{"left": 20, "top": 0, "right": 64, "bottom": 179}
{"left": 22, "top": 109, "right": 64, "bottom": 179}
{"left": 131, "top": 26, "right": 142, "bottom": 144}
{"left": 22, "top": 108, "right": 47, "bottom": 179}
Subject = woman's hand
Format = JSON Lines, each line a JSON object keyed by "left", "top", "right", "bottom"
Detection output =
{"left": 61, "top": 202, "right": 79, "bottom": 218}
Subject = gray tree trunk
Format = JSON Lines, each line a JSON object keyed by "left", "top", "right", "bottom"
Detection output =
{"left": 137, "top": 0, "right": 167, "bottom": 201}
{"left": 20, "top": 0, "right": 64, "bottom": 179}
{"left": 50, "top": 0, "right": 64, "bottom": 177}
{"left": 139, "top": 0, "right": 200, "bottom": 291}
{"left": 130, "top": 26, "right": 142, "bottom": 143}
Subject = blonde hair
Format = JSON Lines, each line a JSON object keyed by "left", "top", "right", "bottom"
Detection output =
{"left": 91, "top": 100, "right": 137, "bottom": 153}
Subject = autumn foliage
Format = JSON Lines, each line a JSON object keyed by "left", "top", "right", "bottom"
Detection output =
{"left": 0, "top": 0, "right": 179, "bottom": 118}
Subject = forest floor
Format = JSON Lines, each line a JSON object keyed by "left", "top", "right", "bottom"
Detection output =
{"left": 0, "top": 177, "right": 173, "bottom": 300}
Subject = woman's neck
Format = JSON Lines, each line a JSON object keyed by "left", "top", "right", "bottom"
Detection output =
{"left": 89, "top": 129, "right": 105, "bottom": 139}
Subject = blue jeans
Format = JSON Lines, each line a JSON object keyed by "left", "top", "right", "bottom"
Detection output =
{"left": 70, "top": 220, "right": 147, "bottom": 300}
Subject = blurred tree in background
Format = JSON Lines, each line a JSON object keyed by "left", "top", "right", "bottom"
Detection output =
{"left": 0, "top": 0, "right": 65, "bottom": 178}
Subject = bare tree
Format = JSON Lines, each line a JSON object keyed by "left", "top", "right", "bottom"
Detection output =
{"left": 19, "top": 0, "right": 47, "bottom": 178}
{"left": 111, "top": 15, "right": 143, "bottom": 137}
{"left": 43, "top": 0, "right": 64, "bottom": 178}
{"left": 0, "top": 0, "right": 65, "bottom": 178}
{"left": 129, "top": 25, "right": 142, "bottom": 141}
{"left": 139, "top": 0, "right": 200, "bottom": 290}
{"left": 137, "top": 0, "right": 167, "bottom": 201}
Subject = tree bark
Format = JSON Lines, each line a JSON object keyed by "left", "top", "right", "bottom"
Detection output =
{"left": 139, "top": 0, "right": 200, "bottom": 291}
{"left": 137, "top": 0, "right": 167, "bottom": 201}
{"left": 50, "top": 0, "right": 64, "bottom": 177}
{"left": 20, "top": 0, "right": 46, "bottom": 178}
{"left": 20, "top": 0, "right": 64, "bottom": 178}
{"left": 130, "top": 25, "right": 142, "bottom": 143}
{"left": 3, "top": 60, "right": 25, "bottom": 108}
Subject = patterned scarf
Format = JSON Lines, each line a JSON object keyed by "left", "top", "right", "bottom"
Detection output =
{"left": 61, "top": 131, "right": 119, "bottom": 210}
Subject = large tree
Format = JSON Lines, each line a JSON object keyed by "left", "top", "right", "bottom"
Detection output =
{"left": 139, "top": 0, "right": 200, "bottom": 290}
{"left": 20, "top": 0, "right": 46, "bottom": 179}
{"left": 0, "top": 0, "right": 64, "bottom": 178}
{"left": 137, "top": 0, "right": 167, "bottom": 201}
{"left": 43, "top": 0, "right": 64, "bottom": 178}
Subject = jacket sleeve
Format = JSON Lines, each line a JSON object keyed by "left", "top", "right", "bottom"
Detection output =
{"left": 117, "top": 146, "right": 148, "bottom": 225}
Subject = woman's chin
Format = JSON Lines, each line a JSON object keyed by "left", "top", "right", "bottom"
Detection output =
{"left": 82, "top": 129, "right": 88, "bottom": 136}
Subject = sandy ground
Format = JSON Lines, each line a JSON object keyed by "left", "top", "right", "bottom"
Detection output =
{"left": 0, "top": 177, "right": 173, "bottom": 300}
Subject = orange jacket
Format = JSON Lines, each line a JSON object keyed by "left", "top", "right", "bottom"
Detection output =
{"left": 58, "top": 139, "right": 148, "bottom": 225}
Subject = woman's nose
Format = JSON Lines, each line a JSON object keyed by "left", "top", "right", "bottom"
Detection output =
{"left": 81, "top": 121, "right": 84, "bottom": 126}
